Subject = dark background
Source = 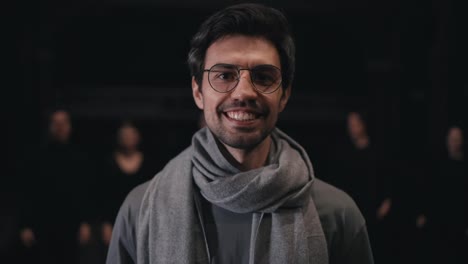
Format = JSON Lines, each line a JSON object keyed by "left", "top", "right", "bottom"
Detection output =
{"left": 6, "top": 0, "right": 467, "bottom": 167}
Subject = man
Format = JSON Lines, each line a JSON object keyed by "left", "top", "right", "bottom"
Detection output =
{"left": 427, "top": 126, "right": 467, "bottom": 263}
{"left": 0, "top": 122, "right": 21, "bottom": 263}
{"left": 23, "top": 109, "right": 96, "bottom": 264}
{"left": 329, "top": 111, "right": 392, "bottom": 263}
{"left": 107, "top": 4, "right": 373, "bottom": 264}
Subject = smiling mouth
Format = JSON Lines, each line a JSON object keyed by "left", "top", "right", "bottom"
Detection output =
{"left": 224, "top": 111, "right": 260, "bottom": 121}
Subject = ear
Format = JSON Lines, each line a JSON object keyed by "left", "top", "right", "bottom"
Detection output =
{"left": 192, "top": 77, "right": 204, "bottom": 110}
{"left": 278, "top": 85, "right": 291, "bottom": 112}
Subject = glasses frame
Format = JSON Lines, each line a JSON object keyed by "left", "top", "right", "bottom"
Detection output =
{"left": 202, "top": 63, "right": 283, "bottom": 94}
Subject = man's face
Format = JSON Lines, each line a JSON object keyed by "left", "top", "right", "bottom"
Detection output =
{"left": 49, "top": 110, "right": 71, "bottom": 143}
{"left": 192, "top": 35, "right": 290, "bottom": 150}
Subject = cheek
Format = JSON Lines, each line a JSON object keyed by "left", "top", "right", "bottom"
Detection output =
{"left": 201, "top": 90, "right": 223, "bottom": 113}
{"left": 271, "top": 97, "right": 284, "bottom": 114}
{"left": 200, "top": 98, "right": 219, "bottom": 125}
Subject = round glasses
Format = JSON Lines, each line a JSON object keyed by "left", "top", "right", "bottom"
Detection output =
{"left": 203, "top": 63, "right": 282, "bottom": 94}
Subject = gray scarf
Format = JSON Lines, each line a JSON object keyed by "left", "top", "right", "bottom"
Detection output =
{"left": 137, "top": 127, "right": 328, "bottom": 264}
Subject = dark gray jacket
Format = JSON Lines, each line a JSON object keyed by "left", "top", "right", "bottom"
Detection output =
{"left": 106, "top": 178, "right": 373, "bottom": 264}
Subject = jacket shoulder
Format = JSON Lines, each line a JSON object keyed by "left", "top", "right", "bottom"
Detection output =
{"left": 311, "top": 178, "right": 366, "bottom": 237}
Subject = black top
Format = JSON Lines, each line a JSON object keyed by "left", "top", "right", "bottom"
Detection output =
{"left": 430, "top": 158, "right": 467, "bottom": 230}
{"left": 20, "top": 142, "right": 96, "bottom": 264}
{"left": 28, "top": 142, "right": 94, "bottom": 229}
{"left": 98, "top": 152, "right": 156, "bottom": 223}
{"left": 327, "top": 139, "right": 392, "bottom": 228}
{"left": 106, "top": 178, "right": 374, "bottom": 264}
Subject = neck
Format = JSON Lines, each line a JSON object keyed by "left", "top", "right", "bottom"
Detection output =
{"left": 449, "top": 150, "right": 464, "bottom": 161}
{"left": 221, "top": 136, "right": 272, "bottom": 171}
{"left": 51, "top": 138, "right": 69, "bottom": 145}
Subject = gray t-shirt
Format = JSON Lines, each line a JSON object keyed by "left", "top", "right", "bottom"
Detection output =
{"left": 200, "top": 197, "right": 252, "bottom": 264}
{"left": 106, "top": 179, "right": 374, "bottom": 264}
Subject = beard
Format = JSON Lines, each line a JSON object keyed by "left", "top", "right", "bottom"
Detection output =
{"left": 214, "top": 124, "right": 273, "bottom": 150}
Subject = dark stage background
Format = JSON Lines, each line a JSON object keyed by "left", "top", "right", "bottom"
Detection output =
{"left": 7, "top": 0, "right": 467, "bottom": 164}
{"left": 3, "top": 0, "right": 468, "bottom": 263}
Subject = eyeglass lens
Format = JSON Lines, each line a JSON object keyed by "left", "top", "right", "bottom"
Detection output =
{"left": 208, "top": 64, "right": 281, "bottom": 93}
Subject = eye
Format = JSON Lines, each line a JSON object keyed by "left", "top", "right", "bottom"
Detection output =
{"left": 251, "top": 65, "right": 281, "bottom": 87}
{"left": 210, "top": 65, "right": 238, "bottom": 82}
{"left": 253, "top": 72, "right": 276, "bottom": 86}
{"left": 213, "top": 71, "right": 237, "bottom": 82}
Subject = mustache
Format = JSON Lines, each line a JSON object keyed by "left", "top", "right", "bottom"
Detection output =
{"left": 217, "top": 100, "right": 269, "bottom": 115}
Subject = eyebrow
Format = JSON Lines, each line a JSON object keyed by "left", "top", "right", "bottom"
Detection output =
{"left": 208, "top": 62, "right": 280, "bottom": 69}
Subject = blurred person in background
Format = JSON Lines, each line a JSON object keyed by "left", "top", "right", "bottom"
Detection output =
{"left": 0, "top": 197, "right": 21, "bottom": 262}
{"left": 0, "top": 122, "right": 23, "bottom": 263}
{"left": 426, "top": 126, "right": 467, "bottom": 263}
{"left": 389, "top": 133, "right": 432, "bottom": 264}
{"left": 97, "top": 121, "right": 155, "bottom": 255}
{"left": 21, "top": 109, "right": 96, "bottom": 264}
{"left": 328, "top": 111, "right": 392, "bottom": 263}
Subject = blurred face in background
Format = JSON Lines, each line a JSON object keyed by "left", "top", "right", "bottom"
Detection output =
{"left": 49, "top": 110, "right": 72, "bottom": 143}
{"left": 447, "top": 127, "right": 463, "bottom": 155}
{"left": 347, "top": 112, "right": 367, "bottom": 139}
{"left": 117, "top": 125, "right": 140, "bottom": 151}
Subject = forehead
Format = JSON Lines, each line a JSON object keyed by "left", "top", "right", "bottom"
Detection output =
{"left": 120, "top": 126, "right": 137, "bottom": 134}
{"left": 348, "top": 113, "right": 362, "bottom": 122}
{"left": 204, "top": 35, "right": 281, "bottom": 68}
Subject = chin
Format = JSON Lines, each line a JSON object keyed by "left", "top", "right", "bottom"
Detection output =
{"left": 217, "top": 130, "right": 270, "bottom": 150}
{"left": 222, "top": 138, "right": 261, "bottom": 150}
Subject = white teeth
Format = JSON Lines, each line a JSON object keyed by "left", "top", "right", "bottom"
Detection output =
{"left": 226, "top": 111, "right": 257, "bottom": 121}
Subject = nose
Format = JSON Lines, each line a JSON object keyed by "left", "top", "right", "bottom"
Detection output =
{"left": 230, "top": 70, "right": 258, "bottom": 100}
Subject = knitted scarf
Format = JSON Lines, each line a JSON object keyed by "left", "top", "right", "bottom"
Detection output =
{"left": 137, "top": 127, "right": 328, "bottom": 264}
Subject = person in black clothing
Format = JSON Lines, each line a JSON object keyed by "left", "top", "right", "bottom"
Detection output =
{"left": 1, "top": 117, "right": 15, "bottom": 261}
{"left": 23, "top": 109, "right": 95, "bottom": 264}
{"left": 328, "top": 111, "right": 392, "bottom": 262}
{"left": 331, "top": 112, "right": 392, "bottom": 223}
{"left": 428, "top": 126, "right": 467, "bottom": 263}
{"left": 391, "top": 151, "right": 431, "bottom": 264}
{"left": 98, "top": 122, "right": 155, "bottom": 247}
{"left": 1, "top": 126, "right": 23, "bottom": 263}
